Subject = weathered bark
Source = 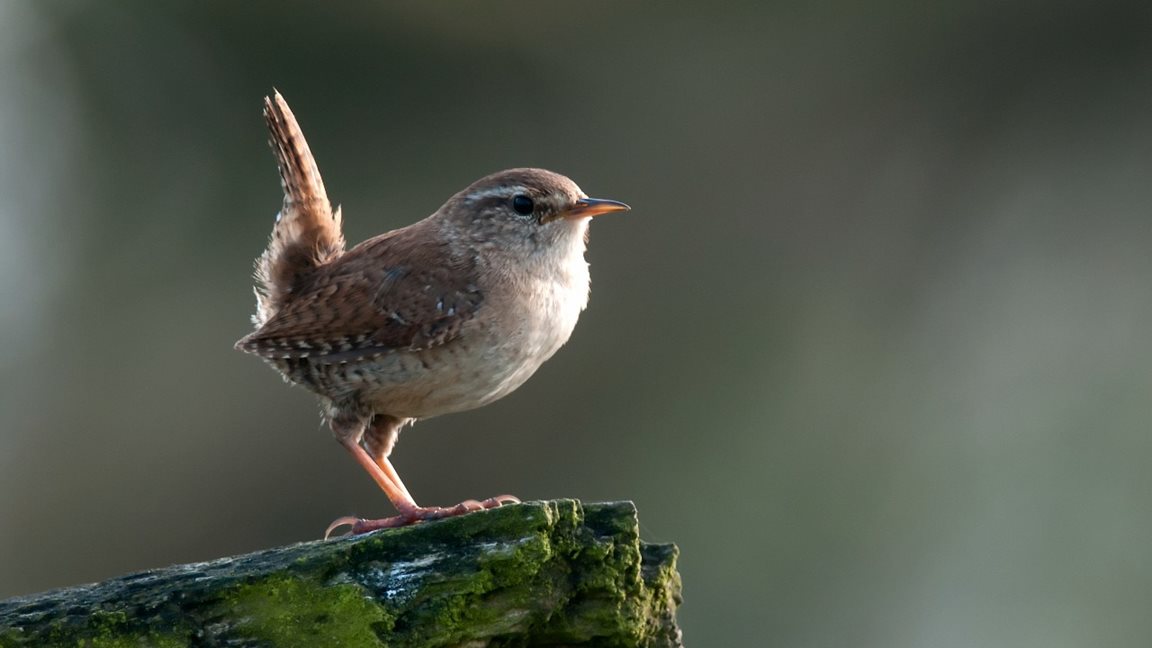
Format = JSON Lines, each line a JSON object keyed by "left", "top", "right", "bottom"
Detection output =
{"left": 0, "top": 500, "right": 681, "bottom": 647}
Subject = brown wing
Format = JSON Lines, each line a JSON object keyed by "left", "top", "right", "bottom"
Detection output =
{"left": 236, "top": 229, "right": 482, "bottom": 363}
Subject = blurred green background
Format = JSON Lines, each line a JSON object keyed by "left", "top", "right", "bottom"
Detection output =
{"left": 3, "top": 1, "right": 1152, "bottom": 645}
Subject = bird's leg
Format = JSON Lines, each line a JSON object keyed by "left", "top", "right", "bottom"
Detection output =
{"left": 363, "top": 416, "right": 520, "bottom": 524}
{"left": 362, "top": 415, "right": 417, "bottom": 506}
{"left": 324, "top": 412, "right": 416, "bottom": 537}
{"left": 326, "top": 414, "right": 519, "bottom": 537}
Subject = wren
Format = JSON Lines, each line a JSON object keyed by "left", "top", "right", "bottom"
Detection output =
{"left": 235, "top": 92, "right": 629, "bottom": 536}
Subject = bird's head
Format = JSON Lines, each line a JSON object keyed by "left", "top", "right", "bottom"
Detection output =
{"left": 438, "top": 168, "right": 629, "bottom": 255}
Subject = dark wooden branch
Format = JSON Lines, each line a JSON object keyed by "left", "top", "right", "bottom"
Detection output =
{"left": 0, "top": 500, "right": 682, "bottom": 647}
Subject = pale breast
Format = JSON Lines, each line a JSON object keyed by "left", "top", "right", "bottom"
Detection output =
{"left": 344, "top": 262, "right": 589, "bottom": 418}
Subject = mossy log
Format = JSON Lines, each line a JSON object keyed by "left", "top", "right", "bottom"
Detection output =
{"left": 0, "top": 500, "right": 681, "bottom": 647}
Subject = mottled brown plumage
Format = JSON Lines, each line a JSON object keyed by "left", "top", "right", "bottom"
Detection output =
{"left": 251, "top": 93, "right": 344, "bottom": 326}
{"left": 236, "top": 92, "right": 629, "bottom": 535}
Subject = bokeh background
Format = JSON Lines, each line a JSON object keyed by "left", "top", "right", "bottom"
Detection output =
{"left": 3, "top": 1, "right": 1152, "bottom": 645}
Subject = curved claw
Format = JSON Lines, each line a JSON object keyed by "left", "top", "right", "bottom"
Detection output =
{"left": 483, "top": 494, "right": 520, "bottom": 507}
{"left": 324, "top": 516, "right": 361, "bottom": 539}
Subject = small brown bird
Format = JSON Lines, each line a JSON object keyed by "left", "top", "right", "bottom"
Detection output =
{"left": 235, "top": 92, "right": 629, "bottom": 536}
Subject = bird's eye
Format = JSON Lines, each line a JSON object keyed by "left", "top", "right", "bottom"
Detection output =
{"left": 511, "top": 194, "right": 535, "bottom": 216}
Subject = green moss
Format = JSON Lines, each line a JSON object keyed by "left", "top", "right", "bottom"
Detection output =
{"left": 1, "top": 607, "right": 188, "bottom": 647}
{"left": 86, "top": 609, "right": 188, "bottom": 647}
{"left": 78, "top": 633, "right": 186, "bottom": 648}
{"left": 384, "top": 528, "right": 561, "bottom": 647}
{"left": 0, "top": 625, "right": 185, "bottom": 647}
{"left": 224, "top": 574, "right": 390, "bottom": 647}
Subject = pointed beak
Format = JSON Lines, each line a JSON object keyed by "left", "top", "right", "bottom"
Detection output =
{"left": 563, "top": 197, "right": 631, "bottom": 220}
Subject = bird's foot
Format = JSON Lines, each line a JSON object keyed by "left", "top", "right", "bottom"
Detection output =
{"left": 324, "top": 494, "right": 520, "bottom": 538}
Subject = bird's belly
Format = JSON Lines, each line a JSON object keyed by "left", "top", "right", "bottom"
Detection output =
{"left": 372, "top": 345, "right": 541, "bottom": 417}
{"left": 351, "top": 331, "right": 563, "bottom": 417}
{"left": 339, "top": 282, "right": 584, "bottom": 418}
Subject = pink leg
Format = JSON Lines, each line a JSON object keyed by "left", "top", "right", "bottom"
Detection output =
{"left": 326, "top": 417, "right": 519, "bottom": 538}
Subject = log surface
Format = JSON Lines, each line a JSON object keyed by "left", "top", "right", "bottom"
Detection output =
{"left": 0, "top": 500, "right": 682, "bottom": 647}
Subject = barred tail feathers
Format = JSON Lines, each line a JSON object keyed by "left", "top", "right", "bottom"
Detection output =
{"left": 253, "top": 91, "right": 345, "bottom": 325}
